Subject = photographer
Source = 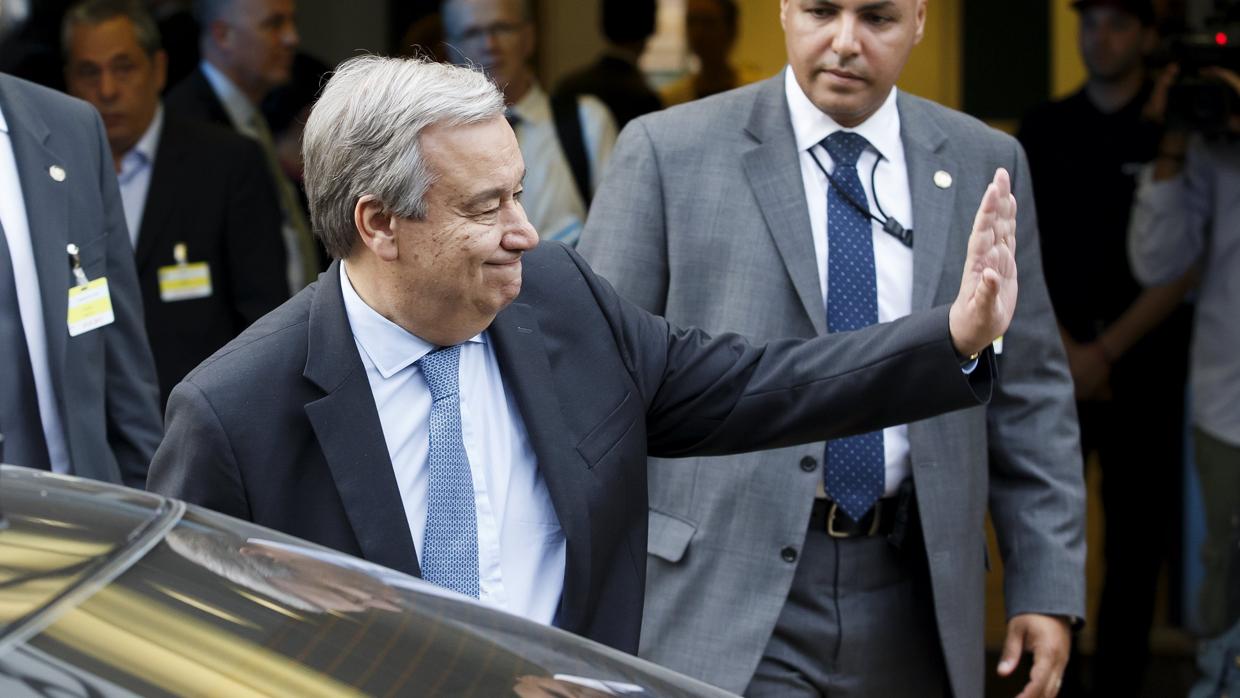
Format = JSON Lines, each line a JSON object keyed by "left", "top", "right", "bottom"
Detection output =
{"left": 1129, "top": 60, "right": 1240, "bottom": 697}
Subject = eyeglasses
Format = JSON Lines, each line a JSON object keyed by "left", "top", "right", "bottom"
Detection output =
{"left": 448, "top": 21, "right": 525, "bottom": 44}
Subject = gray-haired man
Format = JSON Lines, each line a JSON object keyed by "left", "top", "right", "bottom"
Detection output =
{"left": 149, "top": 55, "right": 1018, "bottom": 653}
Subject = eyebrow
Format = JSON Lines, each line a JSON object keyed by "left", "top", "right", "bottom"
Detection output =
{"left": 811, "top": 0, "right": 898, "bottom": 10}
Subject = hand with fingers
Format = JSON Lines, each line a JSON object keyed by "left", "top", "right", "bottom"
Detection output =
{"left": 998, "top": 613, "right": 1072, "bottom": 698}
{"left": 948, "top": 168, "right": 1019, "bottom": 359}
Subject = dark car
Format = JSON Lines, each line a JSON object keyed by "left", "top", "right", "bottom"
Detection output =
{"left": 0, "top": 466, "right": 733, "bottom": 697}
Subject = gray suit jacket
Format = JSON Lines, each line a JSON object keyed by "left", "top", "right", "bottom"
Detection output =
{"left": 578, "top": 74, "right": 1086, "bottom": 697}
{"left": 0, "top": 74, "right": 162, "bottom": 487}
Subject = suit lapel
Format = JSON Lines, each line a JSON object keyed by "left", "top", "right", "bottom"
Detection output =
{"left": 899, "top": 93, "right": 959, "bottom": 311}
{"left": 741, "top": 74, "right": 826, "bottom": 334}
{"left": 302, "top": 261, "right": 421, "bottom": 578}
{"left": 0, "top": 77, "right": 72, "bottom": 432}
{"left": 133, "top": 121, "right": 181, "bottom": 271}
{"left": 488, "top": 302, "right": 591, "bottom": 632}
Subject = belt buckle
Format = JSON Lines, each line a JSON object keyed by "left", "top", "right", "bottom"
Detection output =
{"left": 826, "top": 500, "right": 883, "bottom": 538}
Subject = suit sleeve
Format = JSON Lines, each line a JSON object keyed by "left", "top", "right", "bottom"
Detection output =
{"left": 564, "top": 245, "right": 994, "bottom": 458}
{"left": 92, "top": 108, "right": 164, "bottom": 488}
{"left": 987, "top": 141, "right": 1087, "bottom": 623}
{"left": 225, "top": 138, "right": 289, "bottom": 325}
{"left": 147, "top": 378, "right": 251, "bottom": 520}
{"left": 578, "top": 118, "right": 669, "bottom": 315}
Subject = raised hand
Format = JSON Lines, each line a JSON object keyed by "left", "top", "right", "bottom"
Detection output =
{"left": 949, "top": 168, "right": 1018, "bottom": 358}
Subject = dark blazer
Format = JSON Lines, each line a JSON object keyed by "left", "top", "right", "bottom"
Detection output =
{"left": 0, "top": 74, "right": 162, "bottom": 487}
{"left": 555, "top": 54, "right": 663, "bottom": 130}
{"left": 147, "top": 243, "right": 992, "bottom": 653}
{"left": 164, "top": 67, "right": 232, "bottom": 129}
{"left": 136, "top": 116, "right": 288, "bottom": 408}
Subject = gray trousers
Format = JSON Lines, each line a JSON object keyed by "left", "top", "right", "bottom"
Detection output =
{"left": 745, "top": 518, "right": 949, "bottom": 697}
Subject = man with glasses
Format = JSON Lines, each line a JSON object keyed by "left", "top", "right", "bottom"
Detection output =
{"left": 441, "top": 0, "right": 616, "bottom": 246}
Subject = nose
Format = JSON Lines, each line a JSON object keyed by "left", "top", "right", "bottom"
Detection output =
{"left": 98, "top": 69, "right": 118, "bottom": 101}
{"left": 283, "top": 19, "right": 300, "bottom": 48}
{"left": 500, "top": 201, "right": 539, "bottom": 251}
{"left": 831, "top": 13, "right": 861, "bottom": 60}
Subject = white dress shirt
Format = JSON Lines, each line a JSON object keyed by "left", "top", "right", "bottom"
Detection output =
{"left": 0, "top": 105, "right": 71, "bottom": 473}
{"left": 785, "top": 69, "right": 915, "bottom": 495}
{"left": 339, "top": 262, "right": 566, "bottom": 624}
{"left": 509, "top": 82, "right": 617, "bottom": 245}
{"left": 117, "top": 106, "right": 164, "bottom": 247}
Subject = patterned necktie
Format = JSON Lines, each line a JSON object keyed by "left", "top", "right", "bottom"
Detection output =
{"left": 418, "top": 344, "right": 480, "bottom": 597}
{"left": 821, "top": 131, "right": 885, "bottom": 520}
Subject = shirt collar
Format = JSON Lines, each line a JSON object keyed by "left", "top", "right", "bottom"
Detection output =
{"left": 0, "top": 105, "right": 8, "bottom": 134}
{"left": 200, "top": 60, "right": 258, "bottom": 130}
{"left": 509, "top": 81, "right": 549, "bottom": 124}
{"left": 118, "top": 105, "right": 164, "bottom": 181}
{"left": 784, "top": 66, "right": 902, "bottom": 163}
{"left": 339, "top": 261, "right": 485, "bottom": 379}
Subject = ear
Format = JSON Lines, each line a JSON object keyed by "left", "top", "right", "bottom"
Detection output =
{"left": 208, "top": 19, "right": 231, "bottom": 51}
{"left": 153, "top": 49, "right": 168, "bottom": 93}
{"left": 779, "top": 0, "right": 790, "bottom": 32}
{"left": 913, "top": 0, "right": 928, "bottom": 45}
{"left": 354, "top": 195, "right": 400, "bottom": 262}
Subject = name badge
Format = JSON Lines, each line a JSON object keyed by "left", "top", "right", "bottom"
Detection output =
{"left": 67, "top": 278, "right": 115, "bottom": 337}
{"left": 158, "top": 262, "right": 212, "bottom": 301}
{"left": 993, "top": 335, "right": 1004, "bottom": 356}
{"left": 158, "top": 242, "right": 213, "bottom": 302}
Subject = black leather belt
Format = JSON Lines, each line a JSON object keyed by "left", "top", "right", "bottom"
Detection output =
{"left": 810, "top": 497, "right": 899, "bottom": 538}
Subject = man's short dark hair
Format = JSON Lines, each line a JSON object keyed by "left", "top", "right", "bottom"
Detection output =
{"left": 62, "top": 0, "right": 163, "bottom": 58}
{"left": 602, "top": 0, "right": 655, "bottom": 46}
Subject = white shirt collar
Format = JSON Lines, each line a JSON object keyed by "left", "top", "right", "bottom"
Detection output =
{"left": 118, "top": 105, "right": 164, "bottom": 181}
{"left": 509, "top": 81, "right": 549, "bottom": 124}
{"left": 784, "top": 66, "right": 902, "bottom": 162}
{"left": 200, "top": 59, "right": 258, "bottom": 129}
{"left": 0, "top": 105, "right": 8, "bottom": 134}
{"left": 339, "top": 261, "right": 485, "bottom": 379}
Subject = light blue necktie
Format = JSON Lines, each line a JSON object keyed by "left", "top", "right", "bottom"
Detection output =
{"left": 418, "top": 344, "right": 480, "bottom": 597}
{"left": 822, "top": 131, "right": 885, "bottom": 520}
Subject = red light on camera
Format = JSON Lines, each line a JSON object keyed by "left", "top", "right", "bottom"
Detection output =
{"left": 1216, "top": 32, "right": 1228, "bottom": 46}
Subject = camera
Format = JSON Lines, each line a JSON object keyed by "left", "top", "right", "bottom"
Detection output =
{"left": 1163, "top": 0, "right": 1240, "bottom": 133}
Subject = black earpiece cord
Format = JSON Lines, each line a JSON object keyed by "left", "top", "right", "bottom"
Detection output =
{"left": 807, "top": 146, "right": 913, "bottom": 248}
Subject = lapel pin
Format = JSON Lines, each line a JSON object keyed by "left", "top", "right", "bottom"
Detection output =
{"left": 933, "top": 170, "right": 952, "bottom": 189}
{"left": 49, "top": 165, "right": 66, "bottom": 182}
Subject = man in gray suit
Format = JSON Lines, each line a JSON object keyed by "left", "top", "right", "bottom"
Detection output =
{"left": 0, "top": 63, "right": 162, "bottom": 484}
{"left": 578, "top": 0, "right": 1085, "bottom": 696}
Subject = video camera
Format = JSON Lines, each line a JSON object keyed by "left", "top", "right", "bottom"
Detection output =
{"left": 1164, "top": 0, "right": 1240, "bottom": 133}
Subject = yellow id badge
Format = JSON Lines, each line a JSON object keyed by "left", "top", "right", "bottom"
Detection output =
{"left": 158, "top": 262, "right": 212, "bottom": 302}
{"left": 67, "top": 278, "right": 115, "bottom": 337}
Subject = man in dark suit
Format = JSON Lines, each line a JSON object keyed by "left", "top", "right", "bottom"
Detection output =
{"left": 163, "top": 0, "right": 317, "bottom": 293}
{"left": 148, "top": 55, "right": 1019, "bottom": 653}
{"left": 0, "top": 68, "right": 162, "bottom": 484}
{"left": 554, "top": 0, "right": 663, "bottom": 130}
{"left": 577, "top": 0, "right": 1083, "bottom": 695}
{"left": 62, "top": 0, "right": 287, "bottom": 409}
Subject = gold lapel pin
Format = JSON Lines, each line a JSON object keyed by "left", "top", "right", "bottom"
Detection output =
{"left": 49, "top": 165, "right": 66, "bottom": 182}
{"left": 933, "top": 170, "right": 952, "bottom": 189}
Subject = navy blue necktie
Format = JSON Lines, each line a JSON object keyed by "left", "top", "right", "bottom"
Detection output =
{"left": 821, "top": 131, "right": 885, "bottom": 520}
{"left": 418, "top": 345, "right": 480, "bottom": 598}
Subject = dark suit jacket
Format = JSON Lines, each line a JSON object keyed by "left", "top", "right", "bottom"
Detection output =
{"left": 137, "top": 116, "right": 288, "bottom": 408}
{"left": 147, "top": 243, "right": 992, "bottom": 653}
{"left": 164, "top": 67, "right": 232, "bottom": 129}
{"left": 555, "top": 54, "right": 663, "bottom": 130}
{"left": 0, "top": 74, "right": 162, "bottom": 486}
